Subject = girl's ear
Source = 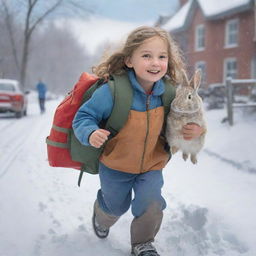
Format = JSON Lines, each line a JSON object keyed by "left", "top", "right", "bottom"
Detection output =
{"left": 124, "top": 57, "right": 133, "bottom": 68}
{"left": 190, "top": 69, "right": 201, "bottom": 90}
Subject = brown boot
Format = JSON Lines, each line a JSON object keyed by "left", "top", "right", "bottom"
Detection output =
{"left": 131, "top": 242, "right": 160, "bottom": 256}
{"left": 92, "top": 200, "right": 119, "bottom": 239}
{"left": 130, "top": 202, "right": 163, "bottom": 247}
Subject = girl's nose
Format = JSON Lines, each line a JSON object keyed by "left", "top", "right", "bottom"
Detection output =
{"left": 151, "top": 58, "right": 160, "bottom": 66}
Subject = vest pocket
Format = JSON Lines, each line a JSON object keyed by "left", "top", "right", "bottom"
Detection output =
{"left": 102, "top": 136, "right": 118, "bottom": 157}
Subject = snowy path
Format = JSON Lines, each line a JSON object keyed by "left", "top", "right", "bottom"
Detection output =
{"left": 203, "top": 149, "right": 256, "bottom": 174}
{"left": 0, "top": 98, "right": 255, "bottom": 256}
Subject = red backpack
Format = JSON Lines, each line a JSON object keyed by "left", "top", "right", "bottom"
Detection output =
{"left": 46, "top": 72, "right": 135, "bottom": 186}
{"left": 46, "top": 72, "right": 99, "bottom": 170}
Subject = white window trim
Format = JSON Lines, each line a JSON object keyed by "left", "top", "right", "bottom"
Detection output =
{"left": 195, "top": 61, "right": 206, "bottom": 69}
{"left": 223, "top": 57, "right": 237, "bottom": 82}
{"left": 225, "top": 19, "right": 239, "bottom": 48}
{"left": 195, "top": 24, "right": 205, "bottom": 52}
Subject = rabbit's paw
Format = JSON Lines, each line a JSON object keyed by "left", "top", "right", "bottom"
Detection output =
{"left": 171, "top": 146, "right": 179, "bottom": 154}
{"left": 182, "top": 153, "right": 188, "bottom": 161}
{"left": 191, "top": 154, "right": 197, "bottom": 164}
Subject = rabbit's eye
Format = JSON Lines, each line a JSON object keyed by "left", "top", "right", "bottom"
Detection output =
{"left": 188, "top": 94, "right": 192, "bottom": 100}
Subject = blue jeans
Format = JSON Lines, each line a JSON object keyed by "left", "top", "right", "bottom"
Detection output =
{"left": 97, "top": 163, "right": 166, "bottom": 217}
{"left": 39, "top": 98, "right": 45, "bottom": 113}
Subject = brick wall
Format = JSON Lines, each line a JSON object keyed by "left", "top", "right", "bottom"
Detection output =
{"left": 173, "top": 5, "right": 256, "bottom": 87}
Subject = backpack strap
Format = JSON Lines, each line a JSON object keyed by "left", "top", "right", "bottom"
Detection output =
{"left": 105, "top": 74, "right": 133, "bottom": 137}
{"left": 81, "top": 78, "right": 105, "bottom": 103}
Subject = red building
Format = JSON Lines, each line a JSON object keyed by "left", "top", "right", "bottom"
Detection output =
{"left": 160, "top": 0, "right": 256, "bottom": 89}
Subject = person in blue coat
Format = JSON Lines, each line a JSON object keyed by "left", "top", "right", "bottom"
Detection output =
{"left": 36, "top": 79, "right": 47, "bottom": 113}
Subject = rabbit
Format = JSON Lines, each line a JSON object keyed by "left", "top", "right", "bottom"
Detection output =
{"left": 165, "top": 69, "right": 207, "bottom": 164}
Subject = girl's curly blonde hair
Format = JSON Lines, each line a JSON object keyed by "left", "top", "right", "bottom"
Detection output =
{"left": 92, "top": 26, "right": 185, "bottom": 85}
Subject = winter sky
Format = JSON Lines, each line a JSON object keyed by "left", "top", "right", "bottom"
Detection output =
{"left": 67, "top": 0, "right": 179, "bottom": 54}
{"left": 87, "top": 0, "right": 179, "bottom": 22}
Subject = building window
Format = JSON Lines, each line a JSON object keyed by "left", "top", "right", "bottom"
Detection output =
{"left": 224, "top": 58, "right": 237, "bottom": 80}
{"left": 195, "top": 24, "right": 205, "bottom": 51}
{"left": 225, "top": 19, "right": 239, "bottom": 48}
{"left": 195, "top": 61, "right": 207, "bottom": 86}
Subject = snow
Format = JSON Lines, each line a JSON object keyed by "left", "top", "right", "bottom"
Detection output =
{"left": 231, "top": 79, "right": 256, "bottom": 84}
{"left": 163, "top": 0, "right": 251, "bottom": 32}
{"left": 0, "top": 93, "right": 256, "bottom": 256}
{"left": 197, "top": 0, "right": 251, "bottom": 17}
{"left": 162, "top": 0, "right": 192, "bottom": 32}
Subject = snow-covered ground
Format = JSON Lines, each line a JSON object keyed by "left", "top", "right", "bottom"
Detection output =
{"left": 0, "top": 93, "right": 255, "bottom": 256}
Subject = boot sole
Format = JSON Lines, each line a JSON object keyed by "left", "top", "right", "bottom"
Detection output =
{"left": 92, "top": 211, "right": 109, "bottom": 239}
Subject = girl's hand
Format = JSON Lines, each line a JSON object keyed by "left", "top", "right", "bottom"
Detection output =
{"left": 182, "top": 123, "right": 205, "bottom": 140}
{"left": 89, "top": 129, "right": 110, "bottom": 148}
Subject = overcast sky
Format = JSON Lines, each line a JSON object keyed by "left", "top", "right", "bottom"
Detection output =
{"left": 68, "top": 0, "right": 179, "bottom": 54}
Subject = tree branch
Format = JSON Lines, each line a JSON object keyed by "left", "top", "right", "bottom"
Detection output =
{"left": 1, "top": 0, "right": 20, "bottom": 72}
{"left": 28, "top": 0, "right": 63, "bottom": 38}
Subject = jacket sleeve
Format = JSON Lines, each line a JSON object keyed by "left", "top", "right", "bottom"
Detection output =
{"left": 72, "top": 83, "right": 113, "bottom": 146}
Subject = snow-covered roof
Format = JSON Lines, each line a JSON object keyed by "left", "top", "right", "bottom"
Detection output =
{"left": 162, "top": 0, "right": 193, "bottom": 32}
{"left": 198, "top": 0, "right": 252, "bottom": 18}
{"left": 162, "top": 0, "right": 253, "bottom": 32}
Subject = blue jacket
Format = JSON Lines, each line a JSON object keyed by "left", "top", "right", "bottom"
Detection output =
{"left": 36, "top": 82, "right": 47, "bottom": 99}
{"left": 72, "top": 70, "right": 165, "bottom": 146}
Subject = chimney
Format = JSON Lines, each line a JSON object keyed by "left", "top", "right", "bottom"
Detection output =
{"left": 180, "top": 0, "right": 188, "bottom": 7}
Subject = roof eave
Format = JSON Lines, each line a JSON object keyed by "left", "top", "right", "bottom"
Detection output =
{"left": 169, "top": 27, "right": 186, "bottom": 33}
{"left": 205, "top": 2, "right": 253, "bottom": 20}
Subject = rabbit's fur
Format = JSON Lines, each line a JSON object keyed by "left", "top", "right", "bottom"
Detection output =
{"left": 165, "top": 69, "right": 207, "bottom": 164}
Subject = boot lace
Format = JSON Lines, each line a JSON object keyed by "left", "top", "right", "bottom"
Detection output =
{"left": 132, "top": 242, "right": 160, "bottom": 256}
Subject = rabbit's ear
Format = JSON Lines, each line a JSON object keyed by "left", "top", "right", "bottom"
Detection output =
{"left": 190, "top": 69, "right": 201, "bottom": 90}
{"left": 181, "top": 69, "right": 189, "bottom": 87}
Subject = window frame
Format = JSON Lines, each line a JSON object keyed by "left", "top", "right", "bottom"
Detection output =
{"left": 223, "top": 57, "right": 238, "bottom": 81}
{"left": 195, "top": 24, "right": 205, "bottom": 51}
{"left": 225, "top": 19, "right": 239, "bottom": 48}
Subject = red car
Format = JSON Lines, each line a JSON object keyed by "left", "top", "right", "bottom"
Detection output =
{"left": 0, "top": 79, "right": 29, "bottom": 118}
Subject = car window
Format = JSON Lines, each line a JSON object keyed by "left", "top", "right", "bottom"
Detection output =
{"left": 0, "top": 83, "right": 15, "bottom": 92}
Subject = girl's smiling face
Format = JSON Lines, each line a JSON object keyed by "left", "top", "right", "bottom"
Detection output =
{"left": 125, "top": 36, "right": 168, "bottom": 93}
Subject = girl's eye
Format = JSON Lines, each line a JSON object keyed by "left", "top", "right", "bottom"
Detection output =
{"left": 159, "top": 55, "right": 167, "bottom": 59}
{"left": 142, "top": 54, "right": 151, "bottom": 58}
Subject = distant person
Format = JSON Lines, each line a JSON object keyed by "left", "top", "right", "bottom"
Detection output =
{"left": 36, "top": 79, "right": 47, "bottom": 114}
{"left": 72, "top": 26, "right": 205, "bottom": 256}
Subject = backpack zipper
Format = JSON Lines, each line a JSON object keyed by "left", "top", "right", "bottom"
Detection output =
{"left": 140, "top": 94, "right": 151, "bottom": 172}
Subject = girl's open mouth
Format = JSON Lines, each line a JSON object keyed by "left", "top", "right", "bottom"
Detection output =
{"left": 147, "top": 70, "right": 160, "bottom": 74}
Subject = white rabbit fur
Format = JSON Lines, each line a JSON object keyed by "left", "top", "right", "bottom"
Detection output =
{"left": 165, "top": 69, "right": 207, "bottom": 164}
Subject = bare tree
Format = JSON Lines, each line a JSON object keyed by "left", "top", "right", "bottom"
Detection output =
{"left": 1, "top": 0, "right": 90, "bottom": 89}
{"left": 20, "top": 0, "right": 65, "bottom": 88}
{"left": 1, "top": 1, "right": 20, "bottom": 73}
{"left": 28, "top": 23, "right": 92, "bottom": 94}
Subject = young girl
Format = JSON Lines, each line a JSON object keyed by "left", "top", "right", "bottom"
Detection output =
{"left": 72, "top": 26, "right": 204, "bottom": 256}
